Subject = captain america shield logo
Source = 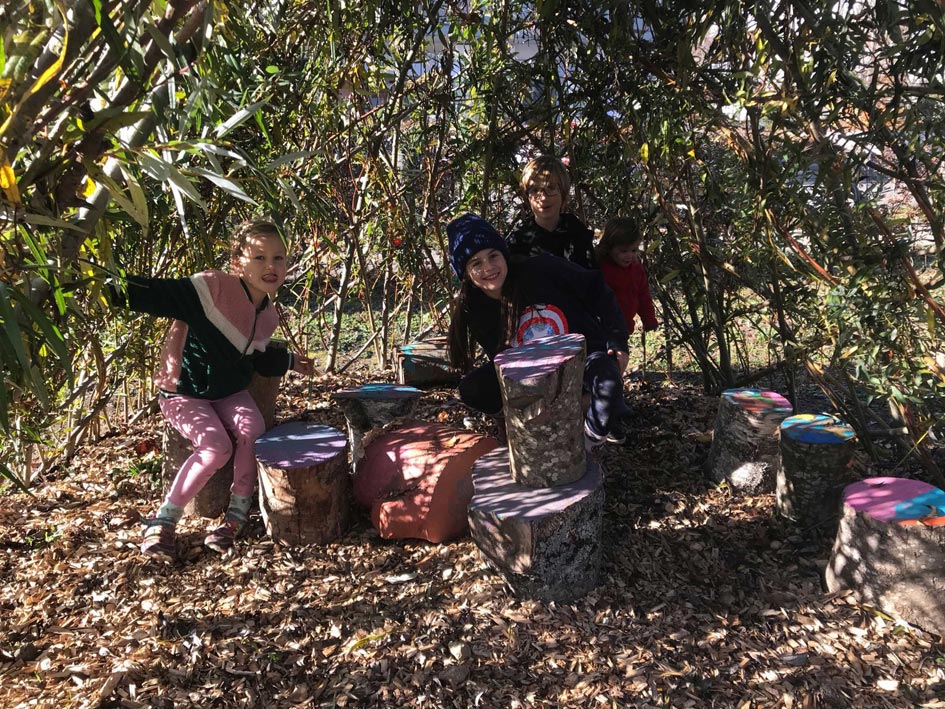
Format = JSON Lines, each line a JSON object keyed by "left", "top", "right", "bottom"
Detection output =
{"left": 514, "top": 304, "right": 569, "bottom": 345}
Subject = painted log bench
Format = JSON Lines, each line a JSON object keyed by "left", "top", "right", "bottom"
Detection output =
{"left": 776, "top": 414, "right": 856, "bottom": 533}
{"left": 494, "top": 333, "right": 587, "bottom": 487}
{"left": 161, "top": 367, "right": 282, "bottom": 518}
{"left": 826, "top": 477, "right": 945, "bottom": 636}
{"left": 331, "top": 383, "right": 423, "bottom": 466}
{"left": 706, "top": 388, "right": 793, "bottom": 493}
{"left": 468, "top": 447, "right": 604, "bottom": 603}
{"left": 255, "top": 422, "right": 350, "bottom": 546}
{"left": 354, "top": 421, "right": 500, "bottom": 543}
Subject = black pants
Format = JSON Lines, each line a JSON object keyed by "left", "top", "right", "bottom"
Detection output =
{"left": 457, "top": 351, "right": 628, "bottom": 436}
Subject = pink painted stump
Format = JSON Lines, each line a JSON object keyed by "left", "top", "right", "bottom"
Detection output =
{"left": 255, "top": 422, "right": 350, "bottom": 546}
{"left": 494, "top": 334, "right": 586, "bottom": 488}
{"left": 354, "top": 421, "right": 499, "bottom": 543}
{"left": 331, "top": 383, "right": 423, "bottom": 466}
{"left": 777, "top": 414, "right": 856, "bottom": 532}
{"left": 826, "top": 477, "right": 945, "bottom": 635}
{"left": 707, "top": 388, "right": 793, "bottom": 493}
{"left": 468, "top": 447, "right": 604, "bottom": 602}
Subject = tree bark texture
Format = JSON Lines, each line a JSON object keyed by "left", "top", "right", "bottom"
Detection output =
{"left": 467, "top": 447, "right": 604, "bottom": 603}
{"left": 776, "top": 414, "right": 856, "bottom": 533}
{"left": 331, "top": 384, "right": 423, "bottom": 466}
{"left": 826, "top": 477, "right": 945, "bottom": 636}
{"left": 494, "top": 334, "right": 586, "bottom": 488}
{"left": 256, "top": 422, "right": 350, "bottom": 546}
{"left": 707, "top": 388, "right": 793, "bottom": 493}
{"left": 161, "top": 370, "right": 282, "bottom": 518}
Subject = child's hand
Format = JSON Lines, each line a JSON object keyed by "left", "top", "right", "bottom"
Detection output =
{"left": 608, "top": 349, "right": 630, "bottom": 373}
{"left": 292, "top": 354, "right": 316, "bottom": 376}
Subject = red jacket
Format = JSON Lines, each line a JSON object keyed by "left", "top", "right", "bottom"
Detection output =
{"left": 600, "top": 259, "right": 658, "bottom": 335}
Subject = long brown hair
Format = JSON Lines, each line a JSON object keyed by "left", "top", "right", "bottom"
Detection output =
{"left": 447, "top": 263, "right": 523, "bottom": 372}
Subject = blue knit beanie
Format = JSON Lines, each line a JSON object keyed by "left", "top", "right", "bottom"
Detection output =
{"left": 447, "top": 213, "right": 510, "bottom": 278}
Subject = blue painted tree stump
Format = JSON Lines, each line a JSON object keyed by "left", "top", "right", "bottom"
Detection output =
{"left": 494, "top": 334, "right": 586, "bottom": 487}
{"left": 706, "top": 388, "right": 793, "bottom": 493}
{"left": 256, "top": 422, "right": 350, "bottom": 545}
{"left": 826, "top": 477, "right": 945, "bottom": 636}
{"left": 468, "top": 447, "right": 604, "bottom": 602}
{"left": 331, "top": 383, "right": 423, "bottom": 465}
{"left": 776, "top": 414, "right": 856, "bottom": 531}
{"left": 396, "top": 336, "right": 460, "bottom": 387}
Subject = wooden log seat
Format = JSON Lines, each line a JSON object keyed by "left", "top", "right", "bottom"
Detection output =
{"left": 353, "top": 421, "right": 500, "bottom": 543}
{"left": 467, "top": 447, "right": 604, "bottom": 603}
{"left": 776, "top": 414, "right": 856, "bottom": 532}
{"left": 396, "top": 336, "right": 461, "bottom": 387}
{"left": 493, "top": 333, "right": 587, "bottom": 488}
{"left": 161, "top": 369, "right": 282, "bottom": 518}
{"left": 255, "top": 422, "right": 350, "bottom": 546}
{"left": 706, "top": 388, "right": 793, "bottom": 493}
{"left": 826, "top": 477, "right": 945, "bottom": 635}
{"left": 330, "top": 383, "right": 423, "bottom": 465}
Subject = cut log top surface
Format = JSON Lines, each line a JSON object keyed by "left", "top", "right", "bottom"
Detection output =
{"left": 469, "top": 447, "right": 601, "bottom": 520}
{"left": 398, "top": 337, "right": 448, "bottom": 355}
{"left": 722, "top": 388, "right": 793, "bottom": 414}
{"left": 781, "top": 414, "right": 855, "bottom": 444}
{"left": 843, "top": 477, "right": 945, "bottom": 525}
{"left": 493, "top": 334, "right": 586, "bottom": 382}
{"left": 255, "top": 422, "right": 347, "bottom": 469}
{"left": 331, "top": 383, "right": 423, "bottom": 401}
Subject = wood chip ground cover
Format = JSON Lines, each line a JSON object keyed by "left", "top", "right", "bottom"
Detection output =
{"left": 2, "top": 374, "right": 944, "bottom": 707}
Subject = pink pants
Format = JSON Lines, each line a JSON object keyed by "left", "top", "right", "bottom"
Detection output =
{"left": 159, "top": 390, "right": 265, "bottom": 506}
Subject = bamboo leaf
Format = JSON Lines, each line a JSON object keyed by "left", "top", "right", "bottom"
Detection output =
{"left": 0, "top": 283, "right": 43, "bottom": 405}
{"left": 0, "top": 460, "right": 31, "bottom": 495}
{"left": 215, "top": 100, "right": 269, "bottom": 138}
{"left": 83, "top": 160, "right": 148, "bottom": 226}
{"left": 189, "top": 167, "right": 258, "bottom": 205}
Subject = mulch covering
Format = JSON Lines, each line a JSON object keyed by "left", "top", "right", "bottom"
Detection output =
{"left": 2, "top": 373, "right": 945, "bottom": 708}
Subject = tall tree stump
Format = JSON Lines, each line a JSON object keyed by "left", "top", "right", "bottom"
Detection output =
{"left": 161, "top": 370, "right": 283, "bottom": 518}
{"left": 330, "top": 383, "right": 423, "bottom": 466}
{"left": 255, "top": 422, "right": 350, "bottom": 546}
{"left": 397, "top": 336, "right": 461, "bottom": 387}
{"left": 777, "top": 414, "right": 856, "bottom": 533}
{"left": 494, "top": 334, "right": 586, "bottom": 487}
{"left": 707, "top": 388, "right": 793, "bottom": 493}
{"left": 826, "top": 477, "right": 945, "bottom": 636}
{"left": 467, "top": 447, "right": 604, "bottom": 602}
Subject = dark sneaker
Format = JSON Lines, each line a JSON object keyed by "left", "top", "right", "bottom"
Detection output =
{"left": 606, "top": 420, "right": 627, "bottom": 445}
{"left": 204, "top": 516, "right": 244, "bottom": 553}
{"left": 141, "top": 519, "right": 176, "bottom": 558}
{"left": 584, "top": 421, "right": 607, "bottom": 452}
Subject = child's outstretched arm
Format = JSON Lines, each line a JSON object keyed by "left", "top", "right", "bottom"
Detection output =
{"left": 107, "top": 273, "right": 202, "bottom": 322}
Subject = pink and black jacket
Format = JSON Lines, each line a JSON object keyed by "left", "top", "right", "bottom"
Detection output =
{"left": 114, "top": 270, "right": 292, "bottom": 400}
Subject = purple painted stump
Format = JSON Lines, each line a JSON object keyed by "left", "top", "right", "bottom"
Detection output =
{"left": 494, "top": 334, "right": 586, "bottom": 487}
{"left": 467, "top": 447, "right": 604, "bottom": 602}
{"left": 777, "top": 414, "right": 856, "bottom": 531}
{"left": 826, "top": 477, "right": 945, "bottom": 635}
{"left": 707, "top": 388, "right": 793, "bottom": 493}
{"left": 331, "top": 384, "right": 423, "bottom": 465}
{"left": 256, "top": 422, "right": 350, "bottom": 546}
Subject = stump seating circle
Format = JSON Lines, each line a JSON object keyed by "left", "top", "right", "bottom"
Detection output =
{"left": 255, "top": 422, "right": 350, "bottom": 546}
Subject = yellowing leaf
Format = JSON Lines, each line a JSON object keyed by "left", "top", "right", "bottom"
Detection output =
{"left": 0, "top": 160, "right": 20, "bottom": 204}
{"left": 639, "top": 142, "right": 649, "bottom": 164}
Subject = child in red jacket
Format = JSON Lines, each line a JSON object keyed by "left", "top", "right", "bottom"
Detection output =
{"left": 596, "top": 217, "right": 659, "bottom": 336}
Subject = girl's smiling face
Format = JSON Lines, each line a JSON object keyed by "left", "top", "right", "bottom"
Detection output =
{"left": 611, "top": 241, "right": 643, "bottom": 268}
{"left": 465, "top": 248, "right": 508, "bottom": 299}
{"left": 235, "top": 233, "right": 288, "bottom": 305}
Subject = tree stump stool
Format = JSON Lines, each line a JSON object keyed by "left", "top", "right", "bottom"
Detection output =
{"left": 255, "top": 422, "right": 350, "bottom": 546}
{"left": 161, "top": 370, "right": 282, "bottom": 518}
{"left": 826, "top": 477, "right": 945, "bottom": 635}
{"left": 354, "top": 421, "right": 500, "bottom": 542}
{"left": 467, "top": 447, "right": 604, "bottom": 602}
{"left": 330, "top": 383, "right": 423, "bottom": 466}
{"left": 776, "top": 414, "right": 856, "bottom": 532}
{"left": 494, "top": 334, "right": 586, "bottom": 487}
{"left": 707, "top": 388, "right": 793, "bottom": 493}
{"left": 397, "top": 336, "right": 461, "bottom": 387}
